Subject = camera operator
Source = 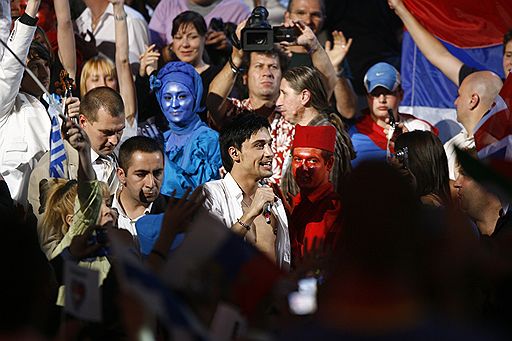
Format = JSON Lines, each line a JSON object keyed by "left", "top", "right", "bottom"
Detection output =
{"left": 285, "top": 0, "right": 357, "bottom": 119}
{"left": 207, "top": 11, "right": 336, "bottom": 184}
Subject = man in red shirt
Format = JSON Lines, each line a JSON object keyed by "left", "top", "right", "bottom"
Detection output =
{"left": 289, "top": 125, "right": 341, "bottom": 258}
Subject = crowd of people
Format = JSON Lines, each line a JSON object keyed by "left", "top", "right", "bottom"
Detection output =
{"left": 1, "top": 0, "right": 512, "bottom": 339}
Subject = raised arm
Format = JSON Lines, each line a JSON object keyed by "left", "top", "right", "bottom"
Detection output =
{"left": 54, "top": 0, "right": 76, "bottom": 79}
{"left": 0, "top": 0, "right": 11, "bottom": 58}
{"left": 325, "top": 31, "right": 357, "bottom": 119}
{"left": 206, "top": 20, "right": 246, "bottom": 128}
{"left": 388, "top": 0, "right": 462, "bottom": 85}
{"left": 112, "top": 0, "right": 137, "bottom": 126}
{"left": 280, "top": 20, "right": 337, "bottom": 98}
{"left": 0, "top": 0, "right": 40, "bottom": 119}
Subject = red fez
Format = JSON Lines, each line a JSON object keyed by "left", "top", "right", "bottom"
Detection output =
{"left": 293, "top": 125, "right": 336, "bottom": 153}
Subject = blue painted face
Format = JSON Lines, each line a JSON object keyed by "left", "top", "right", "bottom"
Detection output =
{"left": 159, "top": 81, "right": 196, "bottom": 125}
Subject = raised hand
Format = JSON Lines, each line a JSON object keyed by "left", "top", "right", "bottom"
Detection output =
{"left": 65, "top": 96, "right": 80, "bottom": 121}
{"left": 162, "top": 187, "right": 205, "bottom": 235}
{"left": 138, "top": 117, "right": 164, "bottom": 146}
{"left": 75, "top": 30, "right": 98, "bottom": 60}
{"left": 279, "top": 20, "right": 320, "bottom": 56}
{"left": 247, "top": 186, "right": 276, "bottom": 219}
{"left": 388, "top": 0, "right": 405, "bottom": 11}
{"left": 61, "top": 114, "right": 91, "bottom": 153}
{"left": 139, "top": 44, "right": 160, "bottom": 77}
{"left": 325, "top": 31, "right": 352, "bottom": 70}
{"left": 205, "top": 30, "right": 231, "bottom": 51}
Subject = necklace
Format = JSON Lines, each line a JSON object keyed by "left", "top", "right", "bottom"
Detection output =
{"left": 91, "top": 12, "right": 103, "bottom": 31}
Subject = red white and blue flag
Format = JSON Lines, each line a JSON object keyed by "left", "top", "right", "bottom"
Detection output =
{"left": 474, "top": 73, "right": 512, "bottom": 161}
{"left": 399, "top": 0, "right": 511, "bottom": 142}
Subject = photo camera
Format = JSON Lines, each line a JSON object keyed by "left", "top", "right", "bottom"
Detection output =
{"left": 235, "top": 6, "right": 300, "bottom": 51}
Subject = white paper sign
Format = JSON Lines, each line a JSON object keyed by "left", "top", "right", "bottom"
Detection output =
{"left": 64, "top": 261, "right": 102, "bottom": 322}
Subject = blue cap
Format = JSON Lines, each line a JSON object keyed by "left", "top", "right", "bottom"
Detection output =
{"left": 364, "top": 62, "right": 401, "bottom": 93}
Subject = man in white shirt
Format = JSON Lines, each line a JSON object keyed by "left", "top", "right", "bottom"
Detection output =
{"left": 202, "top": 113, "right": 291, "bottom": 270}
{"left": 28, "top": 87, "right": 125, "bottom": 216}
{"left": 75, "top": 0, "right": 149, "bottom": 67}
{"left": 112, "top": 136, "right": 165, "bottom": 237}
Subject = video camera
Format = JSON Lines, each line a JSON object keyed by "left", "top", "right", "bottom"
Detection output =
{"left": 232, "top": 6, "right": 300, "bottom": 51}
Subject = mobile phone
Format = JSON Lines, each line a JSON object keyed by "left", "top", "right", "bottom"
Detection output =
{"left": 209, "top": 18, "right": 225, "bottom": 32}
{"left": 387, "top": 108, "right": 396, "bottom": 128}
{"left": 273, "top": 25, "right": 300, "bottom": 43}
{"left": 288, "top": 277, "right": 318, "bottom": 315}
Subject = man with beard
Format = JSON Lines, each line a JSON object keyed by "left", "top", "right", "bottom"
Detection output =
{"left": 113, "top": 136, "right": 165, "bottom": 238}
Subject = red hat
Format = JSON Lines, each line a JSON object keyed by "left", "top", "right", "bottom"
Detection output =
{"left": 293, "top": 125, "right": 336, "bottom": 153}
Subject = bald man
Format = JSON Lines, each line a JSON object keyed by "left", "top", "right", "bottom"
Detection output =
{"left": 455, "top": 71, "right": 503, "bottom": 135}
{"left": 387, "top": 0, "right": 507, "bottom": 180}
{"left": 444, "top": 71, "right": 503, "bottom": 180}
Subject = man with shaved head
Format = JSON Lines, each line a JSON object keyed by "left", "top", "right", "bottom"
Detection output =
{"left": 388, "top": 0, "right": 507, "bottom": 180}
{"left": 454, "top": 71, "right": 504, "bottom": 135}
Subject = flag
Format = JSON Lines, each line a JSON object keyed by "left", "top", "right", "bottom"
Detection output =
{"left": 64, "top": 261, "right": 102, "bottom": 322}
{"left": 399, "top": 0, "right": 511, "bottom": 142}
{"left": 474, "top": 73, "right": 512, "bottom": 160}
{"left": 109, "top": 231, "right": 209, "bottom": 340}
{"left": 47, "top": 97, "right": 67, "bottom": 178}
{"left": 162, "top": 208, "right": 283, "bottom": 318}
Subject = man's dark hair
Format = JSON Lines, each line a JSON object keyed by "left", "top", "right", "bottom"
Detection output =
{"left": 80, "top": 86, "right": 125, "bottom": 122}
{"left": 504, "top": 29, "right": 512, "bottom": 54}
{"left": 172, "top": 10, "right": 208, "bottom": 37}
{"left": 28, "top": 40, "right": 51, "bottom": 66}
{"left": 118, "top": 136, "right": 164, "bottom": 171}
{"left": 242, "top": 46, "right": 289, "bottom": 75}
{"left": 219, "top": 112, "right": 270, "bottom": 172}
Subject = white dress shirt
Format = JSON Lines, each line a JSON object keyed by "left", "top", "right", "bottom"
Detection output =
{"left": 443, "top": 130, "right": 475, "bottom": 180}
{"left": 202, "top": 173, "right": 291, "bottom": 270}
{"left": 75, "top": 3, "right": 149, "bottom": 65}
{"left": 111, "top": 193, "right": 152, "bottom": 237}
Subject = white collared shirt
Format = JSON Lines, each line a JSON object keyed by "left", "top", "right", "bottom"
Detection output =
{"left": 202, "top": 173, "right": 291, "bottom": 270}
{"left": 75, "top": 3, "right": 149, "bottom": 64}
{"left": 112, "top": 193, "right": 153, "bottom": 237}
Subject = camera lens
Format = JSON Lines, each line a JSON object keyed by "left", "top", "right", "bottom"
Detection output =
{"left": 249, "top": 32, "right": 267, "bottom": 45}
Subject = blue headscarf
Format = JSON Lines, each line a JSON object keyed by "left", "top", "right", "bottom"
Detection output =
{"left": 150, "top": 61, "right": 204, "bottom": 115}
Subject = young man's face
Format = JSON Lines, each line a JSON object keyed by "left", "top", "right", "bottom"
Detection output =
{"left": 503, "top": 40, "right": 512, "bottom": 79}
{"left": 234, "top": 127, "right": 274, "bottom": 180}
{"left": 118, "top": 151, "right": 164, "bottom": 204}
{"left": 80, "top": 107, "right": 125, "bottom": 157}
{"left": 285, "top": 0, "right": 324, "bottom": 34}
{"left": 276, "top": 78, "right": 305, "bottom": 124}
{"left": 21, "top": 55, "right": 50, "bottom": 97}
{"left": 454, "top": 171, "right": 493, "bottom": 218}
{"left": 246, "top": 53, "right": 282, "bottom": 101}
{"left": 367, "top": 86, "right": 402, "bottom": 123}
{"left": 292, "top": 147, "right": 332, "bottom": 191}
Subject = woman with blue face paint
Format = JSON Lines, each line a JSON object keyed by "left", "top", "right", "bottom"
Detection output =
{"left": 151, "top": 61, "right": 222, "bottom": 198}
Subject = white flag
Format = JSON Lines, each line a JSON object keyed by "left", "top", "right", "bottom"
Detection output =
{"left": 64, "top": 261, "right": 102, "bottom": 322}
